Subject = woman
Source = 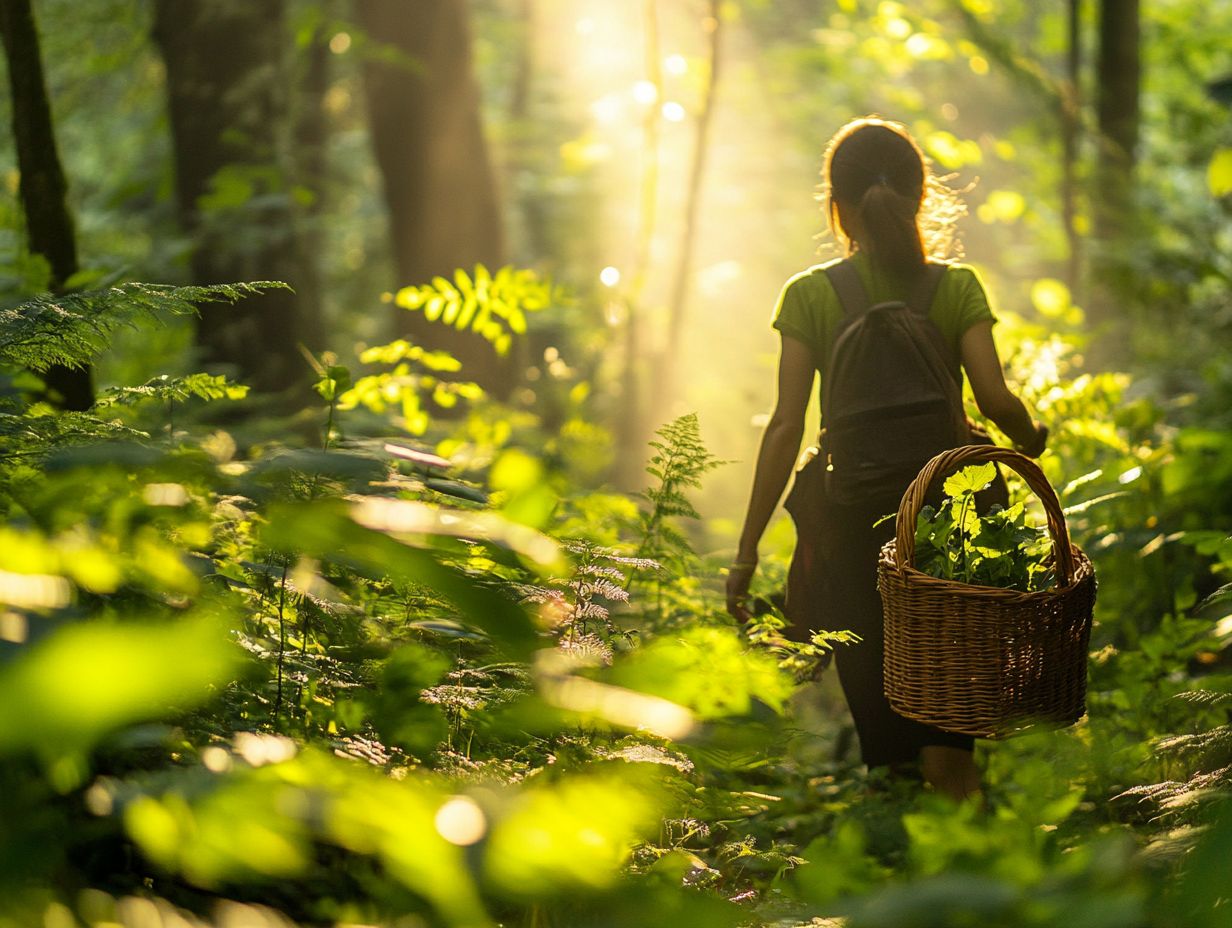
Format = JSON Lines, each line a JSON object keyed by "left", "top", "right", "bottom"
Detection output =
{"left": 726, "top": 116, "right": 1047, "bottom": 801}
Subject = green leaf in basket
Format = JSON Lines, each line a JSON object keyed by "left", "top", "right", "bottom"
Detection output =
{"left": 943, "top": 463, "right": 997, "bottom": 499}
{"left": 915, "top": 476, "right": 1054, "bottom": 592}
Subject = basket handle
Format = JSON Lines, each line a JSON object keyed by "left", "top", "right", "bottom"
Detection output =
{"left": 893, "top": 445, "right": 1076, "bottom": 587}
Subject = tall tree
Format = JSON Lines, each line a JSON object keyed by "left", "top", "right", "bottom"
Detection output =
{"left": 1092, "top": 0, "right": 1140, "bottom": 327}
{"left": 1061, "top": 0, "right": 1084, "bottom": 298}
{"left": 656, "top": 0, "right": 723, "bottom": 403}
{"left": 354, "top": 0, "right": 507, "bottom": 389}
{"left": 153, "top": 0, "right": 324, "bottom": 394}
{"left": 0, "top": 0, "right": 93, "bottom": 409}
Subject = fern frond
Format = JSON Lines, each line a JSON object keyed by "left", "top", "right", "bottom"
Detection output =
{"left": 574, "top": 601, "right": 610, "bottom": 621}
{"left": 96, "top": 373, "right": 250, "bottom": 408}
{"left": 1116, "top": 764, "right": 1232, "bottom": 819}
{"left": 0, "top": 411, "right": 150, "bottom": 459}
{"left": 1175, "top": 690, "right": 1232, "bottom": 707}
{"left": 0, "top": 281, "right": 287, "bottom": 372}
{"left": 570, "top": 578, "right": 629, "bottom": 604}
{"left": 1156, "top": 725, "right": 1232, "bottom": 761}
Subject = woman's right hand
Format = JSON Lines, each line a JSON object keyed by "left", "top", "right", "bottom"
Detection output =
{"left": 1017, "top": 422, "right": 1049, "bottom": 458}
{"left": 725, "top": 561, "right": 757, "bottom": 621}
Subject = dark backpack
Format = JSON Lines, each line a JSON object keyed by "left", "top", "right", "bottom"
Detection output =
{"left": 819, "top": 260, "right": 969, "bottom": 506}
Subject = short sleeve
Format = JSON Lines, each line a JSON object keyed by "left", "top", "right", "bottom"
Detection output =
{"left": 949, "top": 265, "right": 997, "bottom": 335}
{"left": 771, "top": 274, "right": 817, "bottom": 350}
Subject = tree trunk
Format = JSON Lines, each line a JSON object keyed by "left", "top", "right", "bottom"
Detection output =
{"left": 0, "top": 0, "right": 93, "bottom": 409}
{"left": 1061, "top": 0, "right": 1083, "bottom": 298}
{"left": 291, "top": 5, "right": 334, "bottom": 344}
{"left": 1092, "top": 0, "right": 1139, "bottom": 327}
{"left": 613, "top": 0, "right": 662, "bottom": 488}
{"left": 355, "top": 0, "right": 508, "bottom": 391}
{"left": 153, "top": 0, "right": 324, "bottom": 395}
{"left": 656, "top": 0, "right": 723, "bottom": 403}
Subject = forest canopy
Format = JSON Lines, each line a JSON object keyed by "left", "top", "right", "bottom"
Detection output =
{"left": 1, "top": 1, "right": 1231, "bottom": 926}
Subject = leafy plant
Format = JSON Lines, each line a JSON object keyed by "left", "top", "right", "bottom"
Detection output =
{"left": 385, "top": 264, "right": 556, "bottom": 356}
{"left": 914, "top": 463, "right": 1055, "bottom": 592}
{"left": 630, "top": 413, "right": 724, "bottom": 604}
{"left": 337, "top": 339, "right": 482, "bottom": 435}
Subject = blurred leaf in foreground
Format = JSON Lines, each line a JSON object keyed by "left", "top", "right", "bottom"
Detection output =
{"left": 0, "top": 611, "right": 241, "bottom": 771}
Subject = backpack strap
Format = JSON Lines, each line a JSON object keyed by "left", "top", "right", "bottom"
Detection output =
{"left": 907, "top": 262, "right": 947, "bottom": 316}
{"left": 824, "top": 259, "right": 869, "bottom": 316}
{"left": 825, "top": 259, "right": 947, "bottom": 317}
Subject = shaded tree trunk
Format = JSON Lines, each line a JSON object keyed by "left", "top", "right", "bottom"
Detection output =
{"left": 1061, "top": 0, "right": 1084, "bottom": 298}
{"left": 0, "top": 0, "right": 93, "bottom": 409}
{"left": 1092, "top": 0, "right": 1139, "bottom": 327}
{"left": 355, "top": 0, "right": 507, "bottom": 391}
{"left": 291, "top": 5, "right": 335, "bottom": 341}
{"left": 153, "top": 0, "right": 324, "bottom": 394}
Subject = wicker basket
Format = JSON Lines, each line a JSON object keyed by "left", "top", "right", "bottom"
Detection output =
{"left": 878, "top": 445, "right": 1096, "bottom": 739}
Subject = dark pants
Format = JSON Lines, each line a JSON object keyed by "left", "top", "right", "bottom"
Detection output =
{"left": 814, "top": 496, "right": 974, "bottom": 768}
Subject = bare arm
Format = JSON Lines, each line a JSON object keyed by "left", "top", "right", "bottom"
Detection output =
{"left": 727, "top": 335, "right": 814, "bottom": 619}
{"left": 960, "top": 321, "right": 1046, "bottom": 453}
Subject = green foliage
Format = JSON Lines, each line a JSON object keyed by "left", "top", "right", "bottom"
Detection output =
{"left": 389, "top": 264, "right": 556, "bottom": 356}
{"left": 634, "top": 413, "right": 725, "bottom": 597}
{"left": 95, "top": 373, "right": 249, "bottom": 407}
{"left": 914, "top": 464, "right": 1054, "bottom": 591}
{"left": 4, "top": 0, "right": 1232, "bottom": 920}
{"left": 338, "top": 338, "right": 483, "bottom": 436}
{"left": 0, "top": 282, "right": 286, "bottom": 373}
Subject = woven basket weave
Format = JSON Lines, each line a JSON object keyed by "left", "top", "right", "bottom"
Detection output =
{"left": 878, "top": 445, "right": 1096, "bottom": 739}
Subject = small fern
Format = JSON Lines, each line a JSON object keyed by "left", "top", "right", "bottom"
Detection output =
{"left": 519, "top": 541, "right": 658, "bottom": 660}
{"left": 0, "top": 281, "right": 288, "bottom": 372}
{"left": 636, "top": 413, "right": 725, "bottom": 572}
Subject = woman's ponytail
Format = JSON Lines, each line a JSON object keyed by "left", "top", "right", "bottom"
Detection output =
{"left": 857, "top": 180, "right": 926, "bottom": 274}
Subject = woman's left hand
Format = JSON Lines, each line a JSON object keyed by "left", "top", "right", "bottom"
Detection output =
{"left": 725, "top": 561, "right": 757, "bottom": 621}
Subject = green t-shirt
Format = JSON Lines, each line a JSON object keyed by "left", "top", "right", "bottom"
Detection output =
{"left": 771, "top": 253, "right": 996, "bottom": 382}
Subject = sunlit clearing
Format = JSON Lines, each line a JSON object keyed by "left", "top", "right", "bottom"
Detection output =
{"left": 540, "top": 671, "right": 694, "bottom": 740}
{"left": 234, "top": 733, "right": 297, "bottom": 767}
{"left": 142, "top": 483, "right": 189, "bottom": 507}
{"left": 884, "top": 16, "right": 912, "bottom": 39}
{"left": 350, "top": 497, "right": 562, "bottom": 568}
{"left": 590, "top": 94, "right": 623, "bottom": 124}
{"left": 661, "top": 101, "right": 687, "bottom": 122}
{"left": 1021, "top": 337, "right": 1064, "bottom": 395}
{"left": 631, "top": 79, "right": 658, "bottom": 105}
{"left": 0, "top": 610, "right": 27, "bottom": 643}
{"left": 435, "top": 796, "right": 487, "bottom": 846}
{"left": 329, "top": 32, "right": 351, "bottom": 54}
{"left": 599, "top": 265, "right": 621, "bottom": 287}
{"left": 604, "top": 300, "right": 625, "bottom": 327}
{"left": 383, "top": 442, "right": 451, "bottom": 470}
{"left": 0, "top": 569, "right": 71, "bottom": 609}
{"left": 84, "top": 780, "right": 114, "bottom": 816}
{"left": 202, "top": 745, "right": 233, "bottom": 773}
